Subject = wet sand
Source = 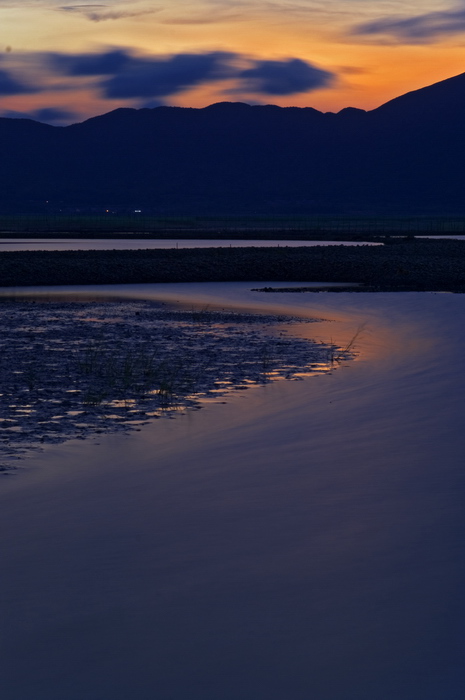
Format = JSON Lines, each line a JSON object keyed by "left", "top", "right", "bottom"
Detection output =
{"left": 1, "top": 285, "right": 464, "bottom": 700}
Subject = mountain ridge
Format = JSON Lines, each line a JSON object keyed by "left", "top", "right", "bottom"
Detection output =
{"left": 1, "top": 71, "right": 465, "bottom": 215}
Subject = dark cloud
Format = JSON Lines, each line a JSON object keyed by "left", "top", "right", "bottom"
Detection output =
{"left": 238, "top": 58, "right": 334, "bottom": 95}
{"left": 96, "top": 53, "right": 333, "bottom": 100}
{"left": 50, "top": 50, "right": 334, "bottom": 99}
{"left": 0, "top": 49, "right": 337, "bottom": 111}
{"left": 1, "top": 107, "right": 76, "bottom": 124}
{"left": 0, "top": 69, "right": 36, "bottom": 96}
{"left": 32, "top": 107, "right": 77, "bottom": 123}
{"left": 353, "top": 7, "right": 465, "bottom": 42}
{"left": 50, "top": 49, "right": 131, "bottom": 76}
{"left": 99, "top": 52, "right": 234, "bottom": 99}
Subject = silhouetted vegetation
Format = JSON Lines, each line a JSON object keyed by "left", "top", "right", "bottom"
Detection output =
{"left": 1, "top": 239, "right": 465, "bottom": 292}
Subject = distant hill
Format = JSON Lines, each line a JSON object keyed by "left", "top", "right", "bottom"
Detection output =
{"left": 2, "top": 72, "right": 465, "bottom": 215}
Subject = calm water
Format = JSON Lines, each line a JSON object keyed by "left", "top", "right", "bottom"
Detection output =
{"left": 0, "top": 236, "right": 462, "bottom": 252}
{"left": 0, "top": 238, "right": 381, "bottom": 251}
{"left": 1, "top": 286, "right": 464, "bottom": 700}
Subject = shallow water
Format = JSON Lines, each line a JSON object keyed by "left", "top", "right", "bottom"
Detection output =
{"left": 0, "top": 238, "right": 381, "bottom": 251}
{"left": 1, "top": 286, "right": 464, "bottom": 700}
{"left": 0, "top": 279, "right": 354, "bottom": 301}
{"left": 0, "top": 297, "right": 339, "bottom": 465}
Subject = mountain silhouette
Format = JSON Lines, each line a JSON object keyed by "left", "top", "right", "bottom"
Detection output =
{"left": 2, "top": 72, "right": 465, "bottom": 215}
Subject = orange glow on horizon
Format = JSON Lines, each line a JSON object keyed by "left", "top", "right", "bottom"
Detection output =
{"left": 2, "top": 1, "right": 465, "bottom": 122}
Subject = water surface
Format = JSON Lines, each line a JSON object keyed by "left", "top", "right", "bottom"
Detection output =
{"left": 0, "top": 287, "right": 464, "bottom": 700}
{"left": 0, "top": 238, "right": 380, "bottom": 251}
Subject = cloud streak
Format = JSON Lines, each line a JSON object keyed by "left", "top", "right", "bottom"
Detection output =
{"left": 58, "top": 2, "right": 157, "bottom": 22}
{"left": 352, "top": 5, "right": 465, "bottom": 42}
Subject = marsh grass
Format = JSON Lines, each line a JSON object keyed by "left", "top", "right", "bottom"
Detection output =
{"left": 75, "top": 341, "right": 197, "bottom": 407}
{"left": 73, "top": 326, "right": 331, "bottom": 405}
{"left": 328, "top": 324, "right": 366, "bottom": 365}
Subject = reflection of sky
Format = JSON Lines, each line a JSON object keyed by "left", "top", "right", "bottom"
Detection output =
{"left": 0, "top": 239, "right": 381, "bottom": 251}
{"left": 1, "top": 1, "right": 464, "bottom": 122}
{"left": 2, "top": 288, "right": 465, "bottom": 699}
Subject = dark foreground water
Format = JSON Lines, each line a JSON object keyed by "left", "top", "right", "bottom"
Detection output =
{"left": 0, "top": 285, "right": 464, "bottom": 700}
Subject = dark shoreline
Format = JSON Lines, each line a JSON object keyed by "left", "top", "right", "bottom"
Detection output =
{"left": 1, "top": 239, "right": 465, "bottom": 292}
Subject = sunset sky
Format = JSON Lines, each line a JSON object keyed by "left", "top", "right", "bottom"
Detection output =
{"left": 1, "top": 0, "right": 465, "bottom": 123}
